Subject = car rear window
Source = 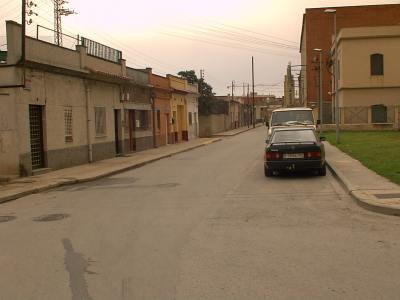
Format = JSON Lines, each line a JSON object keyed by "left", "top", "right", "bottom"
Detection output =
{"left": 271, "top": 110, "right": 314, "bottom": 126}
{"left": 272, "top": 130, "right": 316, "bottom": 143}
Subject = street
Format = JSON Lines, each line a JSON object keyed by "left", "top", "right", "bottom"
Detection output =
{"left": 1, "top": 126, "right": 400, "bottom": 300}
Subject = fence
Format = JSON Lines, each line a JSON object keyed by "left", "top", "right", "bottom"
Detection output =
{"left": 36, "top": 25, "right": 79, "bottom": 51}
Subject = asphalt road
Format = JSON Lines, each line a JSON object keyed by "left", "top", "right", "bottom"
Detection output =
{"left": 1, "top": 126, "right": 400, "bottom": 300}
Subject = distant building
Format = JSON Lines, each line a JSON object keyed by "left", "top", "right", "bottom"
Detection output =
{"left": 334, "top": 25, "right": 400, "bottom": 129}
{"left": 300, "top": 4, "right": 400, "bottom": 123}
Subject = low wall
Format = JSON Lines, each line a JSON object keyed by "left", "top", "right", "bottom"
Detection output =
{"left": 199, "top": 114, "right": 229, "bottom": 137}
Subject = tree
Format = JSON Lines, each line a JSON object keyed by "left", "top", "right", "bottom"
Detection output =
{"left": 178, "top": 70, "right": 198, "bottom": 84}
{"left": 178, "top": 70, "right": 227, "bottom": 115}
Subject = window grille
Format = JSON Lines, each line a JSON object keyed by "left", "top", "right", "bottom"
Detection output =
{"left": 95, "top": 107, "right": 107, "bottom": 136}
{"left": 371, "top": 105, "right": 387, "bottom": 123}
{"left": 371, "top": 54, "right": 384, "bottom": 75}
{"left": 64, "top": 107, "right": 73, "bottom": 142}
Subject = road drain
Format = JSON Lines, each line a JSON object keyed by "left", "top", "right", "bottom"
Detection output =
{"left": 0, "top": 216, "right": 16, "bottom": 223}
{"left": 33, "top": 213, "right": 69, "bottom": 222}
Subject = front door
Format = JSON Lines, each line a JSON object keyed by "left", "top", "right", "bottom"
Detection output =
{"left": 165, "top": 113, "right": 169, "bottom": 145}
{"left": 129, "top": 110, "right": 136, "bottom": 152}
{"left": 29, "top": 105, "right": 45, "bottom": 170}
{"left": 114, "top": 109, "right": 121, "bottom": 154}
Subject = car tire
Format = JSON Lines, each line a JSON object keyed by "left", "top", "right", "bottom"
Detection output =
{"left": 318, "top": 164, "right": 326, "bottom": 176}
{"left": 264, "top": 166, "right": 273, "bottom": 177}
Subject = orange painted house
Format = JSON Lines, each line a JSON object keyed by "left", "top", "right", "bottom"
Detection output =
{"left": 149, "top": 70, "right": 172, "bottom": 147}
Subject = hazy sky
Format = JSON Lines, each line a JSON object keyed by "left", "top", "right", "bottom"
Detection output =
{"left": 1, "top": 0, "right": 398, "bottom": 95}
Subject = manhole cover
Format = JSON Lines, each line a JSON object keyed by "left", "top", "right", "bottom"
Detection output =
{"left": 374, "top": 193, "right": 400, "bottom": 199}
{"left": 0, "top": 216, "right": 16, "bottom": 223}
{"left": 33, "top": 213, "right": 69, "bottom": 222}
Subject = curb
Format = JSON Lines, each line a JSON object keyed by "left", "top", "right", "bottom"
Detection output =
{"left": 0, "top": 138, "right": 222, "bottom": 204}
{"left": 326, "top": 161, "right": 400, "bottom": 217}
{"left": 212, "top": 124, "right": 263, "bottom": 137}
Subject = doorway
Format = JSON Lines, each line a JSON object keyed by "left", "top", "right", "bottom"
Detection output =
{"left": 114, "top": 109, "right": 121, "bottom": 154}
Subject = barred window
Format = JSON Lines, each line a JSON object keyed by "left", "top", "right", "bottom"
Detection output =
{"left": 371, "top": 53, "right": 384, "bottom": 75}
{"left": 135, "top": 110, "right": 150, "bottom": 130}
{"left": 371, "top": 105, "right": 387, "bottom": 123}
{"left": 64, "top": 107, "right": 73, "bottom": 142}
{"left": 95, "top": 107, "right": 107, "bottom": 136}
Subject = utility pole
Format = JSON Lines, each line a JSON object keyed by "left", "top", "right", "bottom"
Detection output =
{"left": 252, "top": 56, "right": 255, "bottom": 128}
{"left": 53, "top": 0, "right": 75, "bottom": 46}
{"left": 21, "top": 0, "right": 26, "bottom": 67}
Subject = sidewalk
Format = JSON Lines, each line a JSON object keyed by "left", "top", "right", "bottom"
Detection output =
{"left": 0, "top": 138, "right": 221, "bottom": 204}
{"left": 212, "top": 123, "right": 264, "bottom": 137}
{"left": 325, "top": 142, "right": 400, "bottom": 216}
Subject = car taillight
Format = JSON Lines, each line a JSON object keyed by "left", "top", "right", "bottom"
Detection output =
{"left": 305, "top": 151, "right": 321, "bottom": 158}
{"left": 266, "top": 151, "right": 282, "bottom": 160}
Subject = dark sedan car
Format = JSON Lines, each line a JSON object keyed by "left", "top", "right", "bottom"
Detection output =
{"left": 264, "top": 127, "right": 326, "bottom": 177}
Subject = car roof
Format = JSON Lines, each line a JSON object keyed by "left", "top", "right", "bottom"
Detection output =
{"left": 273, "top": 127, "right": 315, "bottom": 132}
{"left": 272, "top": 107, "right": 313, "bottom": 112}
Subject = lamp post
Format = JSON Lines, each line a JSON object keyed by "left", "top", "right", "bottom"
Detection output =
{"left": 325, "top": 8, "right": 339, "bottom": 143}
{"left": 313, "top": 48, "right": 323, "bottom": 133}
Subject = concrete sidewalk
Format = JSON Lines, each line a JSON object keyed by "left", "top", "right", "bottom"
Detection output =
{"left": 0, "top": 138, "right": 221, "bottom": 204}
{"left": 325, "top": 142, "right": 400, "bottom": 216}
{"left": 212, "top": 123, "right": 264, "bottom": 137}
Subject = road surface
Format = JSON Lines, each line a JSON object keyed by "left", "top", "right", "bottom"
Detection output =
{"left": 1, "top": 126, "right": 400, "bottom": 300}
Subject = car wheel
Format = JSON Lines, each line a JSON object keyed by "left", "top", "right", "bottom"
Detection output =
{"left": 318, "top": 164, "right": 326, "bottom": 176}
{"left": 264, "top": 166, "right": 273, "bottom": 177}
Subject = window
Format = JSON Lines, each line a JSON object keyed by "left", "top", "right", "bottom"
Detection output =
{"left": 188, "top": 112, "right": 193, "bottom": 125}
{"left": 371, "top": 105, "right": 387, "bottom": 123}
{"left": 371, "top": 53, "right": 384, "bottom": 75}
{"left": 135, "top": 110, "right": 150, "bottom": 130}
{"left": 95, "top": 107, "right": 106, "bottom": 136}
{"left": 271, "top": 129, "right": 317, "bottom": 144}
{"left": 64, "top": 107, "right": 73, "bottom": 142}
{"left": 157, "top": 110, "right": 161, "bottom": 130}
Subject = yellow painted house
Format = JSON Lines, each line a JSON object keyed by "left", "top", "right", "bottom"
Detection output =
{"left": 167, "top": 75, "right": 188, "bottom": 143}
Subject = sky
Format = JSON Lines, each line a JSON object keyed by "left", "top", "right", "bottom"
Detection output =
{"left": 0, "top": 0, "right": 398, "bottom": 96}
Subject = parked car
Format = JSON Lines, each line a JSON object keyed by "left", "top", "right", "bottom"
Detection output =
{"left": 267, "top": 107, "right": 317, "bottom": 137}
{"left": 264, "top": 127, "right": 326, "bottom": 177}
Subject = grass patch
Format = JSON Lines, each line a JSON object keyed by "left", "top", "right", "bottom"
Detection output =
{"left": 323, "top": 131, "right": 400, "bottom": 185}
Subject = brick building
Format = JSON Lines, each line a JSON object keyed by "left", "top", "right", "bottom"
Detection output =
{"left": 300, "top": 4, "right": 400, "bottom": 122}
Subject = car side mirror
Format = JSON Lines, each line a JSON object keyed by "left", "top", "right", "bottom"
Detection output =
{"left": 317, "top": 119, "right": 321, "bottom": 125}
{"left": 320, "top": 136, "right": 326, "bottom": 142}
{"left": 265, "top": 139, "right": 270, "bottom": 144}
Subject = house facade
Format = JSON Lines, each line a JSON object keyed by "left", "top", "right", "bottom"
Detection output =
{"left": 168, "top": 75, "right": 188, "bottom": 143}
{"left": 334, "top": 25, "right": 400, "bottom": 130}
{"left": 185, "top": 82, "right": 199, "bottom": 140}
{"left": 149, "top": 71, "right": 172, "bottom": 147}
{"left": 123, "top": 67, "right": 154, "bottom": 152}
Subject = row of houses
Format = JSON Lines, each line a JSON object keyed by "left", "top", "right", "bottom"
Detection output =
{"left": 0, "top": 21, "right": 199, "bottom": 178}
{"left": 199, "top": 94, "right": 282, "bottom": 137}
{"left": 287, "top": 3, "right": 400, "bottom": 130}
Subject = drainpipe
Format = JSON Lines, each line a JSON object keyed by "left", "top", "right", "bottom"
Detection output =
{"left": 84, "top": 80, "right": 93, "bottom": 162}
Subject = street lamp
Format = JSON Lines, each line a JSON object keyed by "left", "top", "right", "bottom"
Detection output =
{"left": 313, "top": 48, "right": 323, "bottom": 133}
{"left": 324, "top": 8, "right": 340, "bottom": 143}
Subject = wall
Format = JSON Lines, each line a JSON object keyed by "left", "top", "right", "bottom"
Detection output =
{"left": 199, "top": 114, "right": 229, "bottom": 137}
